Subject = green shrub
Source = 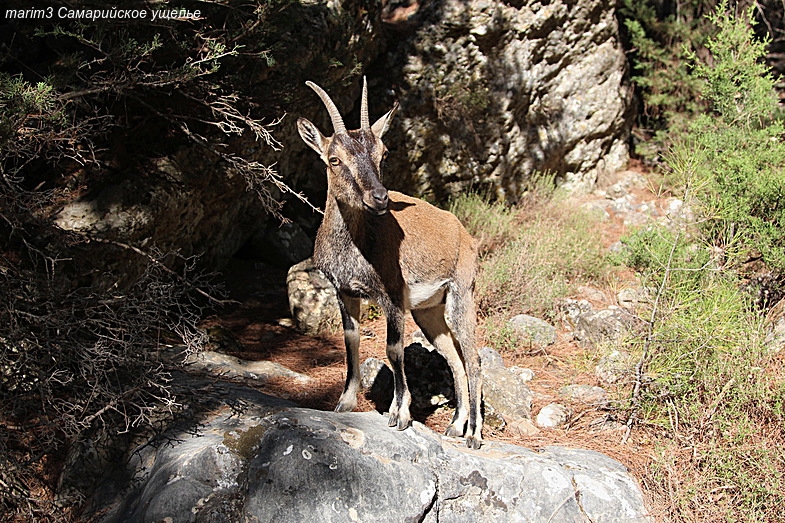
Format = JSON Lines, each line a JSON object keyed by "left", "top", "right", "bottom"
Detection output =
{"left": 619, "top": 9, "right": 785, "bottom": 518}
{"left": 620, "top": 225, "right": 711, "bottom": 293}
{"left": 679, "top": 3, "right": 785, "bottom": 272}
{"left": 623, "top": 222, "right": 785, "bottom": 519}
{"left": 451, "top": 191, "right": 608, "bottom": 352}
{"left": 480, "top": 201, "right": 606, "bottom": 321}
{"left": 448, "top": 192, "right": 519, "bottom": 258}
{"left": 450, "top": 188, "right": 610, "bottom": 350}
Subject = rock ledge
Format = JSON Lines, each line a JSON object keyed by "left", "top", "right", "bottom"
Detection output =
{"left": 99, "top": 385, "right": 652, "bottom": 523}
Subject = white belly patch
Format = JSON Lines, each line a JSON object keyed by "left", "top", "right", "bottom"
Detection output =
{"left": 405, "top": 280, "right": 448, "bottom": 310}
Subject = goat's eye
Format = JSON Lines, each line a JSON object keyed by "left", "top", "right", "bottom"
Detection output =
{"left": 329, "top": 157, "right": 341, "bottom": 166}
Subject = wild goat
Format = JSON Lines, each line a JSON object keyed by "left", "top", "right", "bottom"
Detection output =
{"left": 297, "top": 78, "right": 483, "bottom": 448}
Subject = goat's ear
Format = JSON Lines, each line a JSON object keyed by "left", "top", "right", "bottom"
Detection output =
{"left": 371, "top": 102, "right": 398, "bottom": 138}
{"left": 297, "top": 117, "right": 328, "bottom": 157}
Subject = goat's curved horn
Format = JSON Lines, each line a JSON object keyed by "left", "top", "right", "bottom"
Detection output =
{"left": 360, "top": 76, "right": 370, "bottom": 130}
{"left": 306, "top": 81, "right": 346, "bottom": 135}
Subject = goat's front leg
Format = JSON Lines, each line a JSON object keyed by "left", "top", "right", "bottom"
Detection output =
{"left": 335, "top": 295, "right": 362, "bottom": 412}
{"left": 385, "top": 308, "right": 411, "bottom": 430}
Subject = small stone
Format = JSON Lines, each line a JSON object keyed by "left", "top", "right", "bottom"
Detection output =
{"left": 606, "top": 182, "right": 628, "bottom": 199}
{"left": 665, "top": 198, "right": 683, "bottom": 215}
{"left": 623, "top": 211, "right": 650, "bottom": 227}
{"left": 607, "top": 241, "right": 625, "bottom": 254}
{"left": 610, "top": 195, "right": 634, "bottom": 214}
{"left": 617, "top": 288, "right": 649, "bottom": 309}
{"left": 411, "top": 329, "right": 435, "bottom": 350}
{"left": 764, "top": 299, "right": 785, "bottom": 351}
{"left": 480, "top": 347, "right": 534, "bottom": 423}
{"left": 508, "top": 418, "right": 541, "bottom": 437}
{"left": 479, "top": 346, "right": 505, "bottom": 369}
{"left": 509, "top": 367, "right": 535, "bottom": 382}
{"left": 635, "top": 201, "right": 659, "bottom": 217}
{"left": 558, "top": 384, "right": 609, "bottom": 407}
{"left": 536, "top": 403, "right": 572, "bottom": 429}
{"left": 360, "top": 357, "right": 388, "bottom": 391}
{"left": 508, "top": 315, "right": 557, "bottom": 346}
{"left": 581, "top": 201, "right": 611, "bottom": 221}
{"left": 595, "top": 350, "right": 636, "bottom": 386}
{"left": 573, "top": 307, "right": 647, "bottom": 346}
{"left": 560, "top": 299, "right": 593, "bottom": 330}
{"left": 589, "top": 414, "right": 626, "bottom": 433}
{"left": 286, "top": 259, "right": 341, "bottom": 336}
{"left": 577, "top": 285, "right": 607, "bottom": 303}
{"left": 483, "top": 409, "right": 507, "bottom": 430}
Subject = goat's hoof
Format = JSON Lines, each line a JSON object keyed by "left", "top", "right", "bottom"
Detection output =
{"left": 334, "top": 398, "right": 357, "bottom": 413}
{"left": 466, "top": 435, "right": 482, "bottom": 450}
{"left": 387, "top": 410, "right": 398, "bottom": 427}
{"left": 444, "top": 423, "right": 465, "bottom": 438}
{"left": 388, "top": 412, "right": 411, "bottom": 431}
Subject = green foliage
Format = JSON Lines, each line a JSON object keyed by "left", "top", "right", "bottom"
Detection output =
{"left": 482, "top": 315, "right": 528, "bottom": 354}
{"left": 0, "top": 73, "right": 65, "bottom": 153}
{"left": 679, "top": 4, "right": 785, "bottom": 272}
{"left": 619, "top": 10, "right": 785, "bottom": 517}
{"left": 0, "top": 4, "right": 313, "bottom": 519}
{"left": 618, "top": 0, "right": 716, "bottom": 158}
{"left": 448, "top": 192, "right": 519, "bottom": 258}
{"left": 621, "top": 221, "right": 785, "bottom": 519}
{"left": 0, "top": 73, "right": 57, "bottom": 117}
{"left": 0, "top": 0, "right": 368, "bottom": 215}
{"left": 621, "top": 225, "right": 711, "bottom": 294}
{"left": 619, "top": 8, "right": 785, "bottom": 508}
{"left": 486, "top": 206, "right": 607, "bottom": 322}
{"left": 689, "top": 5, "right": 779, "bottom": 125}
{"left": 451, "top": 191, "right": 608, "bottom": 352}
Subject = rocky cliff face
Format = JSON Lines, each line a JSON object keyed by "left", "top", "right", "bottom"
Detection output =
{"left": 371, "top": 0, "right": 633, "bottom": 199}
{"left": 53, "top": 0, "right": 633, "bottom": 276}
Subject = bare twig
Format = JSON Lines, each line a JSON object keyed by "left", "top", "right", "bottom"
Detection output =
{"left": 85, "top": 236, "right": 236, "bottom": 306}
{"left": 128, "top": 94, "right": 323, "bottom": 219}
{"left": 622, "top": 180, "right": 693, "bottom": 445}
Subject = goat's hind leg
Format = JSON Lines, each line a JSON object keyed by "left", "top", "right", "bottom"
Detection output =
{"left": 335, "top": 295, "right": 362, "bottom": 413}
{"left": 446, "top": 283, "right": 482, "bottom": 449}
{"left": 411, "top": 306, "right": 470, "bottom": 438}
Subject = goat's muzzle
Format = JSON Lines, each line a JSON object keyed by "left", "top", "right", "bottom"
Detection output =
{"left": 364, "top": 187, "right": 389, "bottom": 215}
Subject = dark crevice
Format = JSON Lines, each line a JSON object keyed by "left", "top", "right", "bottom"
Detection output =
{"left": 417, "top": 475, "right": 440, "bottom": 523}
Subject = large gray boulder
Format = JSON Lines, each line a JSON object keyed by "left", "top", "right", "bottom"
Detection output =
{"left": 99, "top": 385, "right": 652, "bottom": 522}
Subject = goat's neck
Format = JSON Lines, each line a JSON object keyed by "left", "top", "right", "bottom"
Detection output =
{"left": 322, "top": 195, "right": 372, "bottom": 245}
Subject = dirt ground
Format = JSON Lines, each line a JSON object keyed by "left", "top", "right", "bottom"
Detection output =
{"left": 204, "top": 166, "right": 671, "bottom": 516}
